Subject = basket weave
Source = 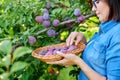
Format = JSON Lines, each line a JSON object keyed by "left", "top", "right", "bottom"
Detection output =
{"left": 32, "top": 42, "right": 85, "bottom": 62}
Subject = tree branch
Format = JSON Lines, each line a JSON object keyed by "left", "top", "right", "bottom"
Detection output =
{"left": 36, "top": 13, "right": 95, "bottom": 35}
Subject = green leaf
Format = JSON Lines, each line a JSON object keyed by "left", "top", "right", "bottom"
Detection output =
{"left": 10, "top": 61, "right": 28, "bottom": 73}
{"left": 2, "top": 54, "right": 11, "bottom": 67}
{"left": 0, "top": 40, "right": 12, "bottom": 54}
{"left": 63, "top": 1, "right": 70, "bottom": 7}
{"left": 0, "top": 58, "right": 5, "bottom": 67}
{"left": 0, "top": 68, "right": 5, "bottom": 73}
{"left": 13, "top": 47, "right": 32, "bottom": 59}
{"left": 0, "top": 28, "right": 2, "bottom": 34}
{"left": 0, "top": 72, "right": 9, "bottom": 80}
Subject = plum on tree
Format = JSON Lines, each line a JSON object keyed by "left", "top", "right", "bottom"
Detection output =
{"left": 28, "top": 36, "right": 36, "bottom": 44}
{"left": 43, "top": 13, "right": 50, "bottom": 20}
{"left": 77, "top": 15, "right": 85, "bottom": 23}
{"left": 42, "top": 20, "right": 50, "bottom": 27}
{"left": 35, "top": 16, "right": 44, "bottom": 23}
{"left": 52, "top": 19, "right": 60, "bottom": 27}
{"left": 46, "top": 2, "right": 51, "bottom": 9}
{"left": 74, "top": 8, "right": 81, "bottom": 17}
{"left": 64, "top": 17, "right": 73, "bottom": 27}
{"left": 47, "top": 29, "right": 56, "bottom": 37}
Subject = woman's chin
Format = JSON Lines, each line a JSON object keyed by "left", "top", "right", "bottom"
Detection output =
{"left": 98, "top": 16, "right": 108, "bottom": 22}
{"left": 99, "top": 18, "right": 106, "bottom": 22}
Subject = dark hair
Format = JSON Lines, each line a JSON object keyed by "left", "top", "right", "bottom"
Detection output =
{"left": 106, "top": 0, "right": 120, "bottom": 22}
{"left": 89, "top": 0, "right": 120, "bottom": 22}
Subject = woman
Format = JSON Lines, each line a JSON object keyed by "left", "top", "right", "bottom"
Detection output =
{"left": 47, "top": 0, "right": 120, "bottom": 80}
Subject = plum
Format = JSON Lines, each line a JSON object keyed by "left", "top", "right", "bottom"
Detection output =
{"left": 52, "top": 19, "right": 60, "bottom": 27}
{"left": 53, "top": 50, "right": 58, "bottom": 55}
{"left": 60, "top": 49, "right": 67, "bottom": 53}
{"left": 66, "top": 22, "right": 73, "bottom": 27}
{"left": 46, "top": 2, "right": 51, "bottom": 9}
{"left": 48, "top": 47, "right": 54, "bottom": 52}
{"left": 77, "top": 15, "right": 85, "bottom": 23}
{"left": 47, "top": 29, "right": 56, "bottom": 37}
{"left": 42, "top": 20, "right": 50, "bottom": 27}
{"left": 55, "top": 47, "right": 61, "bottom": 51}
{"left": 38, "top": 50, "right": 48, "bottom": 55}
{"left": 67, "top": 45, "right": 77, "bottom": 52}
{"left": 35, "top": 16, "right": 44, "bottom": 23}
{"left": 28, "top": 36, "right": 36, "bottom": 44}
{"left": 74, "top": 8, "right": 81, "bottom": 16}
{"left": 43, "top": 13, "right": 50, "bottom": 20}
{"left": 64, "top": 17, "right": 73, "bottom": 27}
{"left": 44, "top": 51, "right": 53, "bottom": 56}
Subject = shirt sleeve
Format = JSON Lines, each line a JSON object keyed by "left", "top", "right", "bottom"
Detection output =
{"left": 106, "top": 33, "right": 120, "bottom": 80}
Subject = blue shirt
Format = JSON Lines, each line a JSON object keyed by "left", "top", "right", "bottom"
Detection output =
{"left": 78, "top": 20, "right": 120, "bottom": 80}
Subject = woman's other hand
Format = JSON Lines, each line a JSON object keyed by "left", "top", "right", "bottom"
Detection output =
{"left": 47, "top": 51, "right": 80, "bottom": 67}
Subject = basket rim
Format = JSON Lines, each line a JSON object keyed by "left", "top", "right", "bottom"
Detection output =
{"left": 32, "top": 42, "right": 86, "bottom": 62}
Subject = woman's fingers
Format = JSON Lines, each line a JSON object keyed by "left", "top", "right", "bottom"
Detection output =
{"left": 66, "top": 32, "right": 78, "bottom": 46}
{"left": 66, "top": 35, "right": 72, "bottom": 46}
{"left": 47, "top": 59, "right": 65, "bottom": 65}
{"left": 46, "top": 51, "right": 78, "bottom": 66}
{"left": 66, "top": 32, "right": 85, "bottom": 46}
{"left": 46, "top": 51, "right": 65, "bottom": 64}
{"left": 70, "top": 34, "right": 76, "bottom": 45}
{"left": 56, "top": 51, "right": 65, "bottom": 57}
{"left": 47, "top": 58, "right": 73, "bottom": 66}
{"left": 75, "top": 34, "right": 82, "bottom": 45}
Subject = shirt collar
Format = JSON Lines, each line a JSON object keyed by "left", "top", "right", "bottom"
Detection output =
{"left": 99, "top": 20, "right": 118, "bottom": 33}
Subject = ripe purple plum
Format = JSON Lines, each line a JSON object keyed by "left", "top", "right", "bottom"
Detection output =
{"left": 46, "top": 2, "right": 51, "bottom": 9}
{"left": 42, "top": 20, "right": 50, "bottom": 27}
{"left": 52, "top": 19, "right": 60, "bottom": 27}
{"left": 28, "top": 36, "right": 36, "bottom": 44}
{"left": 53, "top": 50, "right": 58, "bottom": 55}
{"left": 64, "top": 17, "right": 73, "bottom": 27}
{"left": 47, "top": 29, "right": 56, "bottom": 37}
{"left": 67, "top": 45, "right": 77, "bottom": 52}
{"left": 54, "top": 47, "right": 61, "bottom": 51}
{"left": 66, "top": 22, "right": 74, "bottom": 27}
{"left": 77, "top": 15, "right": 85, "bottom": 23}
{"left": 60, "top": 48, "right": 67, "bottom": 53}
{"left": 48, "top": 47, "right": 54, "bottom": 52}
{"left": 43, "top": 13, "right": 50, "bottom": 20}
{"left": 74, "top": 8, "right": 81, "bottom": 16}
{"left": 60, "top": 46, "right": 68, "bottom": 53}
{"left": 44, "top": 51, "right": 53, "bottom": 56}
{"left": 38, "top": 50, "right": 48, "bottom": 55}
{"left": 35, "top": 16, "right": 44, "bottom": 23}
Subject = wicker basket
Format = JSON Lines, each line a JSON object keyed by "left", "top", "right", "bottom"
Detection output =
{"left": 32, "top": 42, "right": 85, "bottom": 62}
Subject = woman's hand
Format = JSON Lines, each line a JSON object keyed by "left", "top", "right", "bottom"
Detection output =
{"left": 47, "top": 51, "right": 80, "bottom": 67}
{"left": 66, "top": 32, "right": 86, "bottom": 46}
